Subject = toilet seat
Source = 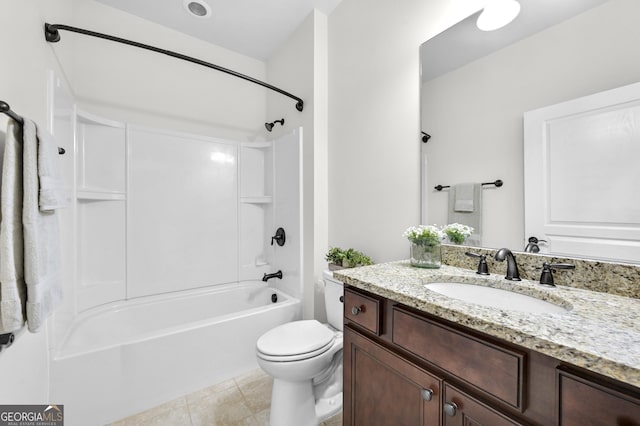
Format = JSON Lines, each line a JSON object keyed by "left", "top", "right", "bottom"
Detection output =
{"left": 256, "top": 320, "right": 337, "bottom": 362}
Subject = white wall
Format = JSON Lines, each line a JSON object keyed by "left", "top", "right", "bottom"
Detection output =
{"left": 422, "top": 0, "right": 640, "bottom": 250}
{"left": 62, "top": 0, "right": 269, "bottom": 141}
{"left": 312, "top": 13, "right": 329, "bottom": 320}
{"left": 266, "top": 11, "right": 328, "bottom": 319}
{"left": 0, "top": 0, "right": 73, "bottom": 404}
{"left": 327, "top": 0, "right": 481, "bottom": 263}
{"left": 272, "top": 129, "right": 304, "bottom": 300}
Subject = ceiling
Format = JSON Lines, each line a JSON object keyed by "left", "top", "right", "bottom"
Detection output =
{"left": 421, "top": 0, "right": 607, "bottom": 82}
{"left": 93, "top": 0, "right": 343, "bottom": 61}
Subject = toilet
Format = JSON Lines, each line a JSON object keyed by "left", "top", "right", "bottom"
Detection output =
{"left": 256, "top": 270, "right": 344, "bottom": 426}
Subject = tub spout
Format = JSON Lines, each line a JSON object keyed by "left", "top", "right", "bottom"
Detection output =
{"left": 262, "top": 270, "right": 283, "bottom": 282}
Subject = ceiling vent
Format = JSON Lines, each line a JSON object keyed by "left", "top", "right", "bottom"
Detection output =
{"left": 183, "top": 0, "right": 212, "bottom": 18}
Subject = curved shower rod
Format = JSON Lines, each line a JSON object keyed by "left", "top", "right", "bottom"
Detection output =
{"left": 44, "top": 23, "right": 304, "bottom": 112}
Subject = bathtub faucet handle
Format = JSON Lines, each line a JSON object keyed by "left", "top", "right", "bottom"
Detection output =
{"left": 270, "top": 227, "right": 286, "bottom": 247}
{"left": 262, "top": 270, "right": 283, "bottom": 282}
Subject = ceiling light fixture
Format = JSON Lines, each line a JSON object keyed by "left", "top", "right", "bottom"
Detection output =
{"left": 477, "top": 0, "right": 521, "bottom": 31}
{"left": 183, "top": 0, "right": 212, "bottom": 19}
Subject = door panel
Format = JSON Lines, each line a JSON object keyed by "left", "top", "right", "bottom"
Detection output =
{"left": 524, "top": 81, "right": 640, "bottom": 263}
{"left": 443, "top": 383, "right": 523, "bottom": 426}
{"left": 344, "top": 327, "right": 441, "bottom": 426}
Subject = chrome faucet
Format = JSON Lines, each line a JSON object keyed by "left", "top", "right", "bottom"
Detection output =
{"left": 262, "top": 270, "right": 283, "bottom": 282}
{"left": 494, "top": 248, "right": 521, "bottom": 281}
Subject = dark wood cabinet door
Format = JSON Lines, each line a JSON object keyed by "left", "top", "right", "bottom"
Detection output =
{"left": 443, "top": 383, "right": 524, "bottom": 426}
{"left": 344, "top": 327, "right": 441, "bottom": 426}
{"left": 558, "top": 370, "right": 640, "bottom": 426}
{"left": 392, "top": 307, "right": 525, "bottom": 410}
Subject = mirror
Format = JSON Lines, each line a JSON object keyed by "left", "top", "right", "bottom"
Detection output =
{"left": 420, "top": 0, "right": 640, "bottom": 261}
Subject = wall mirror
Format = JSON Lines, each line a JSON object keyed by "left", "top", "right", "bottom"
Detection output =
{"left": 420, "top": 0, "right": 640, "bottom": 263}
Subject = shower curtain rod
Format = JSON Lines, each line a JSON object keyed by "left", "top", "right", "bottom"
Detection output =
{"left": 44, "top": 23, "right": 305, "bottom": 112}
{"left": 0, "top": 100, "right": 66, "bottom": 155}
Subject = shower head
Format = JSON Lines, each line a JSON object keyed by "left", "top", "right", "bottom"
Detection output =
{"left": 265, "top": 118, "right": 285, "bottom": 132}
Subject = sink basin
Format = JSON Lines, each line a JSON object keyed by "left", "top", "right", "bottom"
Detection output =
{"left": 425, "top": 282, "right": 569, "bottom": 314}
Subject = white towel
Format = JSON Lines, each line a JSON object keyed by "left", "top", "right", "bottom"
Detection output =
{"left": 0, "top": 120, "right": 27, "bottom": 333}
{"left": 22, "top": 119, "right": 63, "bottom": 333}
{"left": 454, "top": 183, "right": 475, "bottom": 212}
{"left": 37, "top": 126, "right": 67, "bottom": 211}
{"left": 448, "top": 183, "right": 483, "bottom": 246}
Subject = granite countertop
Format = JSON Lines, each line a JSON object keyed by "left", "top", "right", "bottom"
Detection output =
{"left": 334, "top": 261, "right": 640, "bottom": 388}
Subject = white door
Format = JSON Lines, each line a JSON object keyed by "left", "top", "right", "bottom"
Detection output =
{"left": 524, "top": 81, "right": 640, "bottom": 264}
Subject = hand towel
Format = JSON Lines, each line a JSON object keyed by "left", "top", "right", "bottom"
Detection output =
{"left": 22, "top": 119, "right": 63, "bottom": 333}
{"left": 454, "top": 183, "right": 475, "bottom": 212}
{"left": 448, "top": 183, "right": 482, "bottom": 246}
{"left": 0, "top": 120, "right": 27, "bottom": 333}
{"left": 36, "top": 126, "right": 68, "bottom": 211}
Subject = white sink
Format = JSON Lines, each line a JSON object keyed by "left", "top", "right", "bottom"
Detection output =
{"left": 425, "top": 282, "right": 569, "bottom": 314}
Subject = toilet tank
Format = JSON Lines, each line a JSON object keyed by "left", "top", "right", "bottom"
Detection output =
{"left": 323, "top": 270, "right": 344, "bottom": 331}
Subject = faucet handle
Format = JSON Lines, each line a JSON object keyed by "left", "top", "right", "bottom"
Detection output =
{"left": 465, "top": 251, "right": 489, "bottom": 275}
{"left": 539, "top": 262, "right": 575, "bottom": 286}
{"left": 270, "top": 227, "right": 286, "bottom": 246}
{"left": 525, "top": 236, "right": 547, "bottom": 253}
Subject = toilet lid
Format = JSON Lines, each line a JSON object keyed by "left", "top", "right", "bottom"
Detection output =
{"left": 257, "top": 320, "right": 335, "bottom": 357}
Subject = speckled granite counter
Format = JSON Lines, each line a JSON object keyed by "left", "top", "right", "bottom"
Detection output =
{"left": 334, "top": 261, "right": 640, "bottom": 388}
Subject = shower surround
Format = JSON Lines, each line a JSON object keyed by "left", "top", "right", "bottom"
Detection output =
{"left": 49, "top": 79, "right": 303, "bottom": 425}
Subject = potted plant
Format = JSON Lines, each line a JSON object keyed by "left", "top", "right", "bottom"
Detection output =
{"left": 403, "top": 225, "right": 445, "bottom": 268}
{"left": 442, "top": 223, "right": 474, "bottom": 245}
{"left": 325, "top": 247, "right": 346, "bottom": 270}
{"left": 325, "top": 247, "right": 373, "bottom": 270}
{"left": 342, "top": 248, "right": 373, "bottom": 268}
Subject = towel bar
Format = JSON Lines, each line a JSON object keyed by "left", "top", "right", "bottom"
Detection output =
{"left": 0, "top": 100, "right": 66, "bottom": 155}
{"left": 435, "top": 179, "right": 503, "bottom": 191}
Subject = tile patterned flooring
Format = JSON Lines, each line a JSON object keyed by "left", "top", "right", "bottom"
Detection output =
{"left": 110, "top": 368, "right": 342, "bottom": 426}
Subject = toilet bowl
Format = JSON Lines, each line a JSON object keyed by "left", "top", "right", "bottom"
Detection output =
{"left": 256, "top": 270, "right": 344, "bottom": 426}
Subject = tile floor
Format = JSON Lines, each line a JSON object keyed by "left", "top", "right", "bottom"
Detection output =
{"left": 110, "top": 368, "right": 342, "bottom": 426}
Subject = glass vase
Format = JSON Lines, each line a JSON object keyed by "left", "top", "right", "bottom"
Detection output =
{"left": 410, "top": 241, "right": 442, "bottom": 269}
{"left": 445, "top": 235, "right": 466, "bottom": 245}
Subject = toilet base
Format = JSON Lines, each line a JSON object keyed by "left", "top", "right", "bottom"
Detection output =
{"left": 316, "top": 391, "right": 343, "bottom": 422}
{"left": 269, "top": 379, "right": 342, "bottom": 426}
{"left": 270, "top": 379, "right": 317, "bottom": 426}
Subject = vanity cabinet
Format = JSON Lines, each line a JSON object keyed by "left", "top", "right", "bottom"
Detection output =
{"left": 443, "top": 383, "right": 523, "bottom": 426}
{"left": 392, "top": 307, "right": 524, "bottom": 411}
{"left": 558, "top": 369, "right": 640, "bottom": 426}
{"left": 344, "top": 328, "right": 441, "bottom": 425}
{"left": 343, "top": 286, "right": 640, "bottom": 426}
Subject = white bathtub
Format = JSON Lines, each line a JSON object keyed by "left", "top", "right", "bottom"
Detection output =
{"left": 50, "top": 281, "right": 300, "bottom": 426}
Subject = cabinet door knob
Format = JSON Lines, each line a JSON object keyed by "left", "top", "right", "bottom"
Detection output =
{"left": 351, "top": 306, "right": 362, "bottom": 315}
{"left": 421, "top": 388, "right": 434, "bottom": 401}
{"left": 444, "top": 402, "right": 457, "bottom": 417}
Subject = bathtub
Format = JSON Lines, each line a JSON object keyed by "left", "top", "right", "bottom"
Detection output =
{"left": 50, "top": 281, "right": 300, "bottom": 426}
